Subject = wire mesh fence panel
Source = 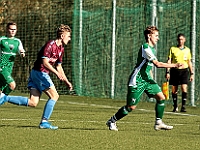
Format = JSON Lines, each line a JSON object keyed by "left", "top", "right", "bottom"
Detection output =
{"left": 0, "top": 0, "right": 200, "bottom": 105}
{"left": 0, "top": 0, "right": 73, "bottom": 94}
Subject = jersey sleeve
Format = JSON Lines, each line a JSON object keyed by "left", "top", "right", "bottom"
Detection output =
{"left": 168, "top": 47, "right": 173, "bottom": 59}
{"left": 188, "top": 48, "right": 192, "bottom": 60}
{"left": 42, "top": 42, "right": 52, "bottom": 59}
{"left": 17, "top": 39, "right": 25, "bottom": 53}
{"left": 142, "top": 44, "right": 157, "bottom": 61}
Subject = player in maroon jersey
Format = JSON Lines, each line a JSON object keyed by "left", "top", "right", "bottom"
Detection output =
{"left": 0, "top": 24, "right": 72, "bottom": 130}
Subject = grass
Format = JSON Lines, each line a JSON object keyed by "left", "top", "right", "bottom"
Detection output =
{"left": 0, "top": 92, "right": 200, "bottom": 150}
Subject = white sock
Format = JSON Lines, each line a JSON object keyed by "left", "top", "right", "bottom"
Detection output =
{"left": 156, "top": 119, "right": 162, "bottom": 124}
{"left": 0, "top": 93, "right": 5, "bottom": 98}
{"left": 41, "top": 120, "right": 48, "bottom": 123}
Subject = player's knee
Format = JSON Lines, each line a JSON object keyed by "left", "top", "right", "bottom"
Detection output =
{"left": 157, "top": 100, "right": 165, "bottom": 105}
{"left": 50, "top": 93, "right": 59, "bottom": 101}
{"left": 28, "top": 99, "right": 39, "bottom": 107}
{"left": 129, "top": 105, "right": 137, "bottom": 110}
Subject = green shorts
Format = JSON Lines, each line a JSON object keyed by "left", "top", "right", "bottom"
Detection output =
{"left": 127, "top": 79, "right": 161, "bottom": 106}
{"left": 0, "top": 68, "right": 14, "bottom": 90}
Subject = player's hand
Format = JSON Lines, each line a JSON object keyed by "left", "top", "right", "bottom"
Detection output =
{"left": 175, "top": 63, "right": 184, "bottom": 68}
{"left": 165, "top": 73, "right": 170, "bottom": 80}
{"left": 56, "top": 72, "right": 65, "bottom": 81}
{"left": 65, "top": 81, "right": 73, "bottom": 91}
{"left": 67, "top": 82, "right": 73, "bottom": 91}
{"left": 190, "top": 74, "right": 194, "bottom": 82}
{"left": 20, "top": 52, "right": 25, "bottom": 57}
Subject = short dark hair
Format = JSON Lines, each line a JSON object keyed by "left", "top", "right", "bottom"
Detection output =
{"left": 6, "top": 22, "right": 17, "bottom": 29}
{"left": 177, "top": 33, "right": 185, "bottom": 39}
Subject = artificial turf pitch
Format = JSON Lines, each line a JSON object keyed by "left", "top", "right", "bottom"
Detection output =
{"left": 0, "top": 92, "right": 200, "bottom": 150}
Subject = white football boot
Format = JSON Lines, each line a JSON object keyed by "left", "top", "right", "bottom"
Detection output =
{"left": 106, "top": 120, "right": 118, "bottom": 131}
{"left": 154, "top": 120, "right": 173, "bottom": 131}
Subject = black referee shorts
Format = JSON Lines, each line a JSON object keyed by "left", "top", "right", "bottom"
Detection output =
{"left": 169, "top": 68, "right": 189, "bottom": 86}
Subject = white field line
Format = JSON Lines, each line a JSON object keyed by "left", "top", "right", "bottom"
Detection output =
{"left": 39, "top": 98, "right": 198, "bottom": 117}
{"left": 56, "top": 99, "right": 198, "bottom": 117}
{"left": 0, "top": 98, "right": 199, "bottom": 127}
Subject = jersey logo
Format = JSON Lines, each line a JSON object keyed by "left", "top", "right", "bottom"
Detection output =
{"left": 132, "top": 98, "right": 136, "bottom": 103}
{"left": 49, "top": 58, "right": 57, "bottom": 63}
{"left": 9, "top": 44, "right": 14, "bottom": 51}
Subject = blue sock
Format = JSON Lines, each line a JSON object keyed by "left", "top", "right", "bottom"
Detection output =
{"left": 41, "top": 99, "right": 56, "bottom": 121}
{"left": 6, "top": 96, "right": 28, "bottom": 106}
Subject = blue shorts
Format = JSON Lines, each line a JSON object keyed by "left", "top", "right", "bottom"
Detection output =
{"left": 28, "top": 69, "right": 54, "bottom": 94}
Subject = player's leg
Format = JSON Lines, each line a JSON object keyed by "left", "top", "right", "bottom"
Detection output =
{"left": 106, "top": 86, "right": 143, "bottom": 131}
{"left": 0, "top": 82, "right": 28, "bottom": 106}
{"left": 28, "top": 88, "right": 41, "bottom": 107}
{"left": 172, "top": 86, "right": 178, "bottom": 112}
{"left": 147, "top": 82, "right": 173, "bottom": 130}
{"left": 180, "top": 84, "right": 187, "bottom": 112}
{"left": 0, "top": 80, "right": 28, "bottom": 106}
{"left": 180, "top": 69, "right": 189, "bottom": 112}
{"left": 0, "top": 69, "right": 16, "bottom": 95}
{"left": 153, "top": 92, "right": 173, "bottom": 130}
{"left": 0, "top": 73, "right": 8, "bottom": 105}
{"left": 3, "top": 81, "right": 16, "bottom": 95}
{"left": 169, "top": 68, "right": 179, "bottom": 112}
{"left": 0, "top": 70, "right": 28, "bottom": 106}
{"left": 39, "top": 86, "right": 59, "bottom": 130}
{"left": 28, "top": 69, "right": 59, "bottom": 129}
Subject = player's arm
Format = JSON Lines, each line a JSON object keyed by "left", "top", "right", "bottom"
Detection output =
{"left": 166, "top": 57, "right": 171, "bottom": 72}
{"left": 150, "top": 70, "right": 153, "bottom": 79}
{"left": 152, "top": 59, "right": 181, "bottom": 68}
{"left": 42, "top": 58, "right": 72, "bottom": 90}
{"left": 43, "top": 58, "right": 59, "bottom": 75}
{"left": 143, "top": 46, "right": 182, "bottom": 68}
{"left": 18, "top": 39, "right": 25, "bottom": 57}
{"left": 188, "top": 59, "right": 193, "bottom": 74}
{"left": 56, "top": 63, "right": 73, "bottom": 90}
{"left": 165, "top": 57, "right": 171, "bottom": 80}
{"left": 188, "top": 59, "right": 194, "bottom": 81}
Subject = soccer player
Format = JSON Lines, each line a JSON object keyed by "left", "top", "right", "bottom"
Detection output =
{"left": 0, "top": 22, "right": 25, "bottom": 95}
{"left": 166, "top": 33, "right": 193, "bottom": 112}
{"left": 106, "top": 26, "right": 183, "bottom": 131}
{"left": 0, "top": 24, "right": 73, "bottom": 130}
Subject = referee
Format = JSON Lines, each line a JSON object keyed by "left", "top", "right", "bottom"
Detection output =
{"left": 166, "top": 33, "right": 194, "bottom": 112}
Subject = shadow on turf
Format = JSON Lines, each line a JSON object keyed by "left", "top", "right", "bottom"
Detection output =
{"left": 0, "top": 124, "right": 103, "bottom": 130}
{"left": 0, "top": 124, "right": 38, "bottom": 128}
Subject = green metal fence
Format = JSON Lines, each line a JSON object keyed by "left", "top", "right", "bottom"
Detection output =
{"left": 0, "top": 0, "right": 199, "bottom": 106}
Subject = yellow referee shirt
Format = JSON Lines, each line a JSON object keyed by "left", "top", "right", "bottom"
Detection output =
{"left": 168, "top": 46, "right": 191, "bottom": 69}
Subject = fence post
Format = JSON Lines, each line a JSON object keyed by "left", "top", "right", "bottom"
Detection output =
{"left": 191, "top": 0, "right": 196, "bottom": 106}
{"left": 111, "top": 0, "right": 116, "bottom": 99}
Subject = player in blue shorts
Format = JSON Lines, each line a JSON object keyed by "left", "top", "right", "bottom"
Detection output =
{"left": 0, "top": 24, "right": 73, "bottom": 130}
{"left": 106, "top": 26, "right": 183, "bottom": 131}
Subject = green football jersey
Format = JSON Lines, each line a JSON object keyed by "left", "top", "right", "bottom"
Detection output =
{"left": 128, "top": 43, "right": 157, "bottom": 87}
{"left": 0, "top": 36, "right": 24, "bottom": 73}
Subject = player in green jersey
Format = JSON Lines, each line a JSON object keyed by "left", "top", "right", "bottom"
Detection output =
{"left": 106, "top": 26, "right": 183, "bottom": 131}
{"left": 0, "top": 22, "right": 25, "bottom": 96}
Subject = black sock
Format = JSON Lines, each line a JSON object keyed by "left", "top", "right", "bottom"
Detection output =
{"left": 172, "top": 93, "right": 178, "bottom": 107}
{"left": 110, "top": 106, "right": 130, "bottom": 123}
{"left": 182, "top": 92, "right": 187, "bottom": 108}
